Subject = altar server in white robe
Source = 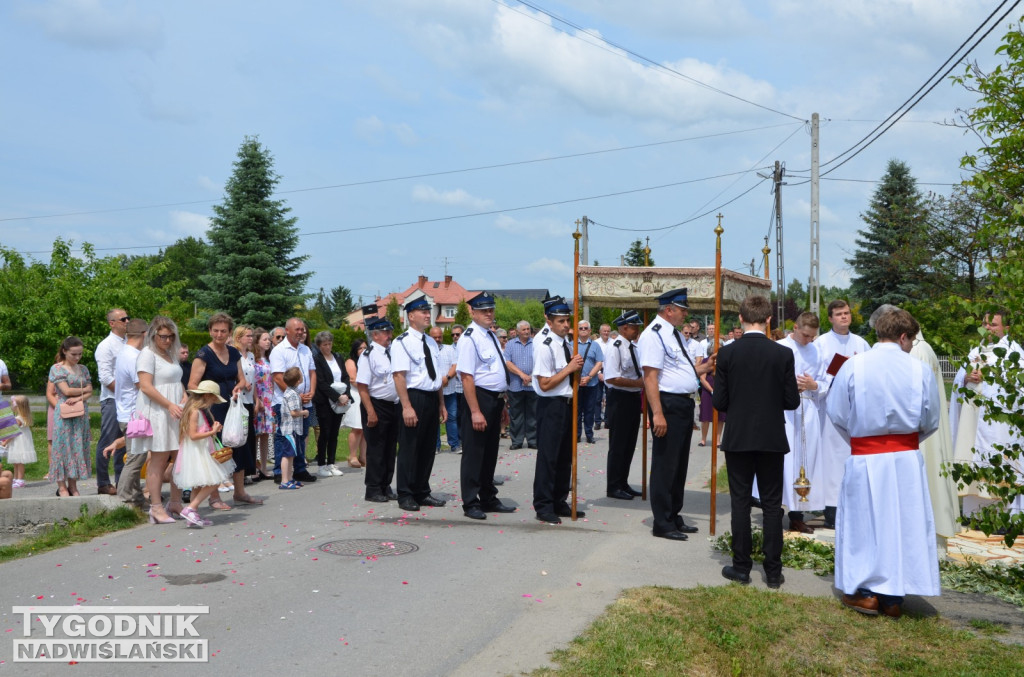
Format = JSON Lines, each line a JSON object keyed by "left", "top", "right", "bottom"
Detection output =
{"left": 827, "top": 309, "right": 940, "bottom": 619}
{"left": 778, "top": 312, "right": 827, "bottom": 532}
{"left": 949, "top": 311, "right": 1024, "bottom": 518}
{"left": 817, "top": 299, "right": 870, "bottom": 529}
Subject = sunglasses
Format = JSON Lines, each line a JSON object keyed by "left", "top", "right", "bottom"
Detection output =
{"left": 157, "top": 333, "right": 175, "bottom": 340}
{"left": 114, "top": 316, "right": 130, "bottom": 323}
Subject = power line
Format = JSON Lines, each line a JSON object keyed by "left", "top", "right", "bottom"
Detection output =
{"left": 0, "top": 123, "right": 800, "bottom": 225}
{"left": 18, "top": 167, "right": 771, "bottom": 255}
{"left": 815, "top": 0, "right": 1019, "bottom": 175}
{"left": 493, "top": 0, "right": 806, "bottom": 122}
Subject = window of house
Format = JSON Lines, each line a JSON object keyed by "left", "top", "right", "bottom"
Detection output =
{"left": 443, "top": 306, "right": 455, "bottom": 318}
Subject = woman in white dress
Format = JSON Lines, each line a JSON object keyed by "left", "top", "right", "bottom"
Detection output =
{"left": 343, "top": 339, "right": 366, "bottom": 467}
{"left": 135, "top": 316, "right": 186, "bottom": 524}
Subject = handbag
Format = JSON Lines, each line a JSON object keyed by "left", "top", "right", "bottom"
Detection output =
{"left": 125, "top": 411, "right": 153, "bottom": 439}
{"left": 60, "top": 399, "right": 85, "bottom": 419}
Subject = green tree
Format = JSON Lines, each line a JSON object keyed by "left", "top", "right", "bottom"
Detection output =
{"left": 0, "top": 239, "right": 175, "bottom": 390}
{"left": 453, "top": 298, "right": 471, "bottom": 327}
{"left": 385, "top": 297, "right": 402, "bottom": 332}
{"left": 924, "top": 186, "right": 993, "bottom": 299}
{"left": 946, "top": 20, "right": 1024, "bottom": 545}
{"left": 847, "top": 160, "right": 930, "bottom": 317}
{"left": 623, "top": 239, "right": 654, "bottom": 266}
{"left": 199, "top": 136, "right": 310, "bottom": 327}
{"left": 329, "top": 285, "right": 354, "bottom": 325}
{"left": 495, "top": 297, "right": 545, "bottom": 330}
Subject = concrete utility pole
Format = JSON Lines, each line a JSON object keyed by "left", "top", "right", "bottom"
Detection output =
{"left": 772, "top": 161, "right": 786, "bottom": 327}
{"left": 581, "top": 215, "right": 590, "bottom": 322}
{"left": 809, "top": 113, "right": 821, "bottom": 318}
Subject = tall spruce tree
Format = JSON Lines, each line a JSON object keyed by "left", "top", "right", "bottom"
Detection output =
{"left": 623, "top": 239, "right": 654, "bottom": 266}
{"left": 200, "top": 136, "right": 310, "bottom": 326}
{"left": 847, "top": 159, "right": 929, "bottom": 316}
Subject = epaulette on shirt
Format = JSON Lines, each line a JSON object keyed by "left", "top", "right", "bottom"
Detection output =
{"left": 613, "top": 339, "right": 622, "bottom": 347}
{"left": 543, "top": 337, "right": 553, "bottom": 345}
{"left": 364, "top": 344, "right": 374, "bottom": 355}
{"left": 396, "top": 331, "right": 409, "bottom": 341}
{"left": 651, "top": 323, "right": 662, "bottom": 332}
{"left": 463, "top": 328, "right": 474, "bottom": 337}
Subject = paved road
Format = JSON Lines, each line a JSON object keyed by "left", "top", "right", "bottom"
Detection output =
{"left": 1, "top": 426, "right": 1021, "bottom": 674}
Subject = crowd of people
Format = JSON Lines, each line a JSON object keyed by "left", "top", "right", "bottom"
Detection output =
{"left": 0, "top": 294, "right": 1018, "bottom": 619}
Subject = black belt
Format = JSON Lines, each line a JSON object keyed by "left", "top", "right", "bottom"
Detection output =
{"left": 661, "top": 391, "right": 697, "bottom": 398}
{"left": 409, "top": 388, "right": 440, "bottom": 395}
{"left": 370, "top": 396, "right": 399, "bottom": 406}
{"left": 475, "top": 386, "right": 507, "bottom": 397}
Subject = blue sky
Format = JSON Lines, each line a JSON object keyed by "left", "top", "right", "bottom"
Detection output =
{"left": 0, "top": 0, "right": 1010, "bottom": 306}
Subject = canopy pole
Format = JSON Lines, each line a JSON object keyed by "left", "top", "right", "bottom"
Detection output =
{"left": 571, "top": 222, "right": 582, "bottom": 521}
{"left": 710, "top": 215, "right": 724, "bottom": 536}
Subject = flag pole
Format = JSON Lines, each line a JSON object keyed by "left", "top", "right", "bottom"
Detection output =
{"left": 641, "top": 239, "right": 652, "bottom": 499}
{"left": 711, "top": 214, "right": 724, "bottom": 536}
{"left": 571, "top": 221, "right": 582, "bottom": 521}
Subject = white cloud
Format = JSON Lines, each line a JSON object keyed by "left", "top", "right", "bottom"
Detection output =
{"left": 20, "top": 0, "right": 163, "bottom": 53}
{"left": 169, "top": 211, "right": 210, "bottom": 237}
{"left": 412, "top": 185, "right": 493, "bottom": 210}
{"left": 493, "top": 214, "right": 569, "bottom": 239}
{"left": 363, "top": 65, "right": 421, "bottom": 104}
{"left": 197, "top": 175, "right": 220, "bottom": 193}
{"left": 354, "top": 115, "right": 420, "bottom": 146}
{"left": 528, "top": 257, "right": 573, "bottom": 278}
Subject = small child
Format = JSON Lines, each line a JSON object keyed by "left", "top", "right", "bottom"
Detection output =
{"left": 278, "top": 366, "right": 308, "bottom": 490}
{"left": 1, "top": 396, "right": 38, "bottom": 488}
{"left": 173, "top": 381, "right": 232, "bottom": 527}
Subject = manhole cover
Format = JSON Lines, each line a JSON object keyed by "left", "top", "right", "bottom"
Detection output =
{"left": 319, "top": 539, "right": 419, "bottom": 557}
{"left": 161, "top": 573, "right": 227, "bottom": 586}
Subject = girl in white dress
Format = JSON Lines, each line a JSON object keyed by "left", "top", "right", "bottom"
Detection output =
{"left": 173, "top": 381, "right": 231, "bottom": 528}
{"left": 1, "top": 396, "right": 37, "bottom": 488}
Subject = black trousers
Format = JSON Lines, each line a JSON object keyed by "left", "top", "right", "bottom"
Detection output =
{"left": 459, "top": 387, "right": 504, "bottom": 510}
{"left": 396, "top": 389, "right": 440, "bottom": 502}
{"left": 649, "top": 393, "right": 695, "bottom": 534}
{"left": 605, "top": 389, "right": 641, "bottom": 492}
{"left": 533, "top": 395, "right": 573, "bottom": 514}
{"left": 507, "top": 389, "right": 537, "bottom": 447}
{"left": 725, "top": 450, "right": 784, "bottom": 578}
{"left": 362, "top": 397, "right": 398, "bottom": 497}
{"left": 314, "top": 400, "right": 343, "bottom": 466}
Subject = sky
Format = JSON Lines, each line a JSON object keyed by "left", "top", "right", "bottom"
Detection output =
{"left": 0, "top": 0, "right": 1015, "bottom": 308}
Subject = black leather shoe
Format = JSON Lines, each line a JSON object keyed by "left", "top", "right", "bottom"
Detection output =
{"left": 482, "top": 502, "right": 516, "bottom": 513}
{"left": 464, "top": 507, "right": 487, "bottom": 520}
{"left": 536, "top": 512, "right": 562, "bottom": 525}
{"left": 766, "top": 573, "right": 785, "bottom": 589}
{"left": 365, "top": 493, "right": 388, "bottom": 503}
{"left": 527, "top": 444, "right": 537, "bottom": 449}
{"left": 586, "top": 437, "right": 595, "bottom": 444}
{"left": 749, "top": 497, "right": 762, "bottom": 509}
{"left": 386, "top": 487, "right": 398, "bottom": 501}
{"left": 555, "top": 506, "right": 585, "bottom": 518}
{"left": 625, "top": 486, "right": 642, "bottom": 497}
{"left": 493, "top": 477, "right": 505, "bottom": 486}
{"left": 418, "top": 495, "right": 446, "bottom": 507}
{"left": 293, "top": 470, "right": 318, "bottom": 483}
{"left": 675, "top": 517, "right": 699, "bottom": 534}
{"left": 607, "top": 489, "right": 633, "bottom": 500}
{"left": 397, "top": 498, "right": 420, "bottom": 511}
{"left": 652, "top": 529, "right": 688, "bottom": 541}
{"left": 721, "top": 566, "right": 751, "bottom": 584}
{"left": 510, "top": 444, "right": 523, "bottom": 450}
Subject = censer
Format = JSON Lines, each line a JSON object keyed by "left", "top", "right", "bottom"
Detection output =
{"left": 793, "top": 397, "right": 811, "bottom": 502}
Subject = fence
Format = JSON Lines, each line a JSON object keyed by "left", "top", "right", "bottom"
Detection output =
{"left": 938, "top": 356, "right": 965, "bottom": 383}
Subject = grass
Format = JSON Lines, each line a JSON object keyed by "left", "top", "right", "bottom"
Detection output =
{"left": 0, "top": 504, "right": 146, "bottom": 564}
{"left": 532, "top": 585, "right": 1024, "bottom": 676}
{"left": 711, "top": 528, "right": 1024, "bottom": 608}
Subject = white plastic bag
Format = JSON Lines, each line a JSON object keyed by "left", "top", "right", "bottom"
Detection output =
{"left": 222, "top": 396, "right": 249, "bottom": 448}
{"left": 330, "top": 382, "right": 351, "bottom": 415}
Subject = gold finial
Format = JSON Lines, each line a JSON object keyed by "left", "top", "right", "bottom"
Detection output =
{"left": 762, "top": 236, "right": 771, "bottom": 256}
{"left": 714, "top": 212, "right": 724, "bottom": 235}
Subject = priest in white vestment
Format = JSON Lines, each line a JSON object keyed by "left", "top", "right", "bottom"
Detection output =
{"left": 827, "top": 309, "right": 940, "bottom": 619}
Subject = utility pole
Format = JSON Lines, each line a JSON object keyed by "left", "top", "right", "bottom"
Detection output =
{"left": 809, "top": 113, "right": 821, "bottom": 317}
{"left": 581, "top": 215, "right": 590, "bottom": 323}
{"left": 772, "top": 161, "right": 786, "bottom": 327}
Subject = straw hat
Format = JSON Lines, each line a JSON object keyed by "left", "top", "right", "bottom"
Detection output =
{"left": 187, "top": 380, "right": 227, "bottom": 403}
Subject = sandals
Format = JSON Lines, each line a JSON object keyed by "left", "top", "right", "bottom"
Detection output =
{"left": 207, "top": 498, "right": 233, "bottom": 511}
{"left": 279, "top": 481, "right": 301, "bottom": 490}
{"left": 233, "top": 494, "right": 264, "bottom": 505}
{"left": 348, "top": 458, "right": 363, "bottom": 468}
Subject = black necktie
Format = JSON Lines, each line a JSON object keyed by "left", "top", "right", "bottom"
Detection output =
{"left": 628, "top": 343, "right": 642, "bottom": 379}
{"left": 562, "top": 340, "right": 574, "bottom": 385}
{"left": 385, "top": 346, "right": 391, "bottom": 362}
{"left": 422, "top": 335, "right": 436, "bottom": 380}
{"left": 487, "top": 331, "right": 511, "bottom": 386}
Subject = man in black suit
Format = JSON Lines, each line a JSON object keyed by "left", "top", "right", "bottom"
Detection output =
{"left": 713, "top": 295, "right": 799, "bottom": 588}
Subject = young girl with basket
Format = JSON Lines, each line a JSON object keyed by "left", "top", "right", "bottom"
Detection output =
{"left": 173, "top": 381, "right": 234, "bottom": 527}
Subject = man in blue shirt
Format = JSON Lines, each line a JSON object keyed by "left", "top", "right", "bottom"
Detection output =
{"left": 576, "top": 321, "right": 604, "bottom": 445}
{"left": 504, "top": 320, "right": 537, "bottom": 450}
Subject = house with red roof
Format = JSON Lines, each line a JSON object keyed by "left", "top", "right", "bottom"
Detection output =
{"left": 346, "top": 275, "right": 480, "bottom": 329}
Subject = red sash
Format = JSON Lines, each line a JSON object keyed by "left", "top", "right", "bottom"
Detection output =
{"left": 850, "top": 433, "right": 919, "bottom": 455}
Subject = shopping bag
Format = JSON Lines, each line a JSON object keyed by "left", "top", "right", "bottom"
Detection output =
{"left": 221, "top": 396, "right": 249, "bottom": 448}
